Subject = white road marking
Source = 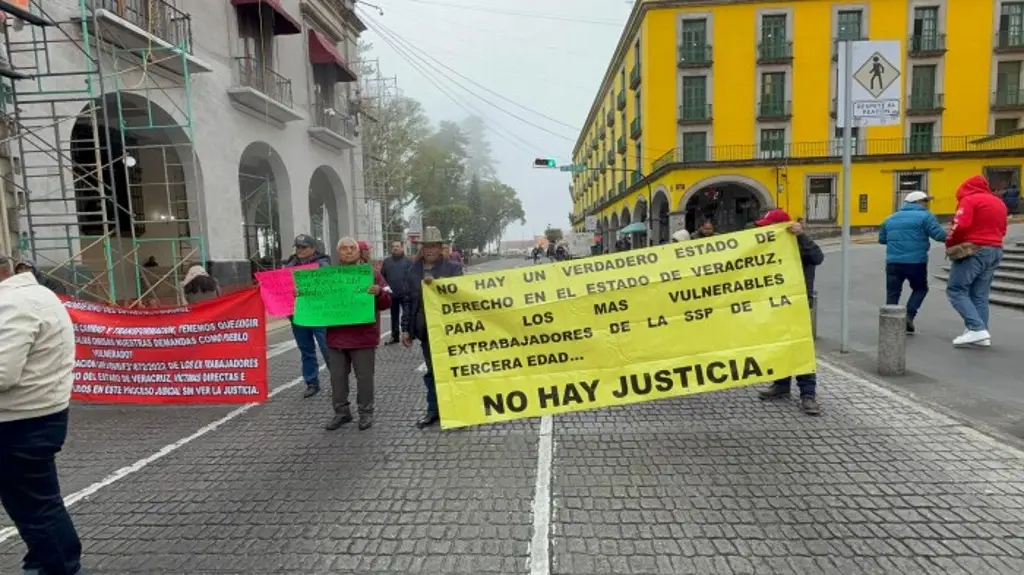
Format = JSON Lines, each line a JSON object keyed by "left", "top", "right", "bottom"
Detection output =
{"left": 528, "top": 415, "right": 554, "bottom": 575}
{"left": 0, "top": 367, "right": 323, "bottom": 546}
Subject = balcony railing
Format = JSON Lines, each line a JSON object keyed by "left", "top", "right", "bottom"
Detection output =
{"left": 631, "top": 171, "right": 642, "bottom": 185}
{"left": 629, "top": 65, "right": 641, "bottom": 89}
{"left": 606, "top": 149, "right": 615, "bottom": 164}
{"left": 630, "top": 117, "right": 642, "bottom": 138}
{"left": 757, "top": 99, "right": 792, "bottom": 121}
{"left": 906, "top": 92, "right": 944, "bottom": 114}
{"left": 233, "top": 57, "right": 294, "bottom": 109}
{"left": 647, "top": 133, "right": 1024, "bottom": 172}
{"left": 312, "top": 100, "right": 356, "bottom": 137}
{"left": 757, "top": 40, "right": 793, "bottom": 64}
{"left": 617, "top": 181, "right": 626, "bottom": 194}
{"left": 678, "top": 44, "right": 713, "bottom": 67}
{"left": 599, "top": 126, "right": 607, "bottom": 140}
{"left": 993, "top": 89, "right": 1024, "bottom": 110}
{"left": 678, "top": 103, "right": 712, "bottom": 124}
{"left": 617, "top": 135, "right": 626, "bottom": 153}
{"left": 90, "top": 0, "right": 194, "bottom": 52}
{"left": 616, "top": 90, "right": 626, "bottom": 110}
{"left": 995, "top": 30, "right": 1024, "bottom": 51}
{"left": 908, "top": 33, "right": 946, "bottom": 56}
{"left": 606, "top": 109, "right": 614, "bottom": 127}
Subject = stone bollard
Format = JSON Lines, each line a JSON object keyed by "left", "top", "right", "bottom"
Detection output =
{"left": 878, "top": 304, "right": 907, "bottom": 376}
{"left": 810, "top": 291, "right": 818, "bottom": 340}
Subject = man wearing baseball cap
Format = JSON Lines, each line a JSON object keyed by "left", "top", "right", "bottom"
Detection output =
{"left": 878, "top": 190, "right": 947, "bottom": 334}
{"left": 283, "top": 234, "right": 332, "bottom": 398}
{"left": 754, "top": 209, "right": 825, "bottom": 416}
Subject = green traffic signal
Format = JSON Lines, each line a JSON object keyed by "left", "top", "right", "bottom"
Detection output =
{"left": 533, "top": 158, "right": 558, "bottom": 168}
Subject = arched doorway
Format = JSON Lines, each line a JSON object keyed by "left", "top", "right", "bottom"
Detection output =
{"left": 679, "top": 176, "right": 773, "bottom": 234}
{"left": 609, "top": 213, "right": 620, "bottom": 252}
{"left": 239, "top": 141, "right": 291, "bottom": 274}
{"left": 68, "top": 91, "right": 204, "bottom": 303}
{"left": 651, "top": 188, "right": 670, "bottom": 245}
{"left": 618, "top": 207, "right": 632, "bottom": 250}
{"left": 632, "top": 198, "right": 648, "bottom": 248}
{"left": 308, "top": 165, "right": 349, "bottom": 258}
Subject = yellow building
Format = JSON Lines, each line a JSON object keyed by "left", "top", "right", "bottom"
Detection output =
{"left": 571, "top": 0, "right": 1024, "bottom": 245}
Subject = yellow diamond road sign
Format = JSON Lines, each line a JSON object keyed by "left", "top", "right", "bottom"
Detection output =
{"left": 853, "top": 52, "right": 900, "bottom": 99}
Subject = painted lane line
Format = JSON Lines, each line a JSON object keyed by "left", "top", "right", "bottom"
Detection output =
{"left": 0, "top": 365, "right": 323, "bottom": 546}
{"left": 528, "top": 415, "right": 554, "bottom": 575}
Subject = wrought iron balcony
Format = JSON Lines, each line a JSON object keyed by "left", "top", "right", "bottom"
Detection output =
{"left": 757, "top": 99, "right": 792, "bottom": 121}
{"left": 616, "top": 90, "right": 626, "bottom": 110}
{"left": 605, "top": 109, "right": 614, "bottom": 127}
{"left": 630, "top": 117, "right": 642, "bottom": 139}
{"left": 906, "top": 92, "right": 944, "bottom": 114}
{"left": 995, "top": 30, "right": 1024, "bottom": 52}
{"left": 606, "top": 149, "right": 615, "bottom": 164}
{"left": 229, "top": 56, "right": 301, "bottom": 122}
{"left": 308, "top": 100, "right": 357, "bottom": 149}
{"left": 992, "top": 89, "right": 1024, "bottom": 110}
{"left": 617, "top": 135, "right": 626, "bottom": 154}
{"left": 678, "top": 44, "right": 712, "bottom": 68}
{"left": 908, "top": 33, "right": 946, "bottom": 57}
{"left": 629, "top": 65, "right": 641, "bottom": 89}
{"left": 678, "top": 104, "right": 713, "bottom": 125}
{"left": 757, "top": 40, "right": 793, "bottom": 64}
{"left": 83, "top": 0, "right": 211, "bottom": 74}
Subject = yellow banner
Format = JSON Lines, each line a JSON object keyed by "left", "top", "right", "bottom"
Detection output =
{"left": 423, "top": 224, "right": 816, "bottom": 429}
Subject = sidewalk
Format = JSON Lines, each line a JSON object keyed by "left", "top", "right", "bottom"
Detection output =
{"left": 2, "top": 345, "right": 1023, "bottom": 574}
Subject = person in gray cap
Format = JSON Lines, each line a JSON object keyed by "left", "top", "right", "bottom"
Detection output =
{"left": 0, "top": 252, "right": 83, "bottom": 575}
{"left": 283, "top": 234, "right": 332, "bottom": 398}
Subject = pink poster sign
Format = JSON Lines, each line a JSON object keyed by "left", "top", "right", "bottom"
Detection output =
{"left": 255, "top": 264, "right": 317, "bottom": 317}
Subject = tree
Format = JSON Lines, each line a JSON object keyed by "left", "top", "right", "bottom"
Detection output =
{"left": 545, "top": 227, "right": 564, "bottom": 245}
{"left": 460, "top": 115, "right": 497, "bottom": 181}
{"left": 463, "top": 173, "right": 484, "bottom": 248}
{"left": 477, "top": 180, "right": 525, "bottom": 250}
{"left": 411, "top": 122, "right": 472, "bottom": 241}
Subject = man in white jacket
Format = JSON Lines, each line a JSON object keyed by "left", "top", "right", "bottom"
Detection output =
{"left": 0, "top": 252, "right": 82, "bottom": 575}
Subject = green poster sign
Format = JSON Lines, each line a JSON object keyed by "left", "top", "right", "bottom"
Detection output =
{"left": 292, "top": 264, "right": 375, "bottom": 327}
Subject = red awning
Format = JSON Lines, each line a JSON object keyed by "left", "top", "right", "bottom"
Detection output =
{"left": 308, "top": 30, "right": 357, "bottom": 82}
{"left": 230, "top": 0, "right": 301, "bottom": 36}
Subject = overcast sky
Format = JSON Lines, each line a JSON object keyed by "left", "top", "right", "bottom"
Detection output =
{"left": 359, "top": 0, "right": 631, "bottom": 241}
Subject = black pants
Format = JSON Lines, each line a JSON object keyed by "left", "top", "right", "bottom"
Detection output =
{"left": 389, "top": 294, "right": 405, "bottom": 340}
{"left": 0, "top": 409, "right": 81, "bottom": 575}
{"left": 885, "top": 262, "right": 929, "bottom": 319}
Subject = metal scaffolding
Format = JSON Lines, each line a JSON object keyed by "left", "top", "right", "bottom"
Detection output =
{"left": 358, "top": 56, "right": 403, "bottom": 253}
{"left": 2, "top": 0, "right": 203, "bottom": 305}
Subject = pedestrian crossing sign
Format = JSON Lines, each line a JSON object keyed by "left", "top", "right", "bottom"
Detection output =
{"left": 853, "top": 52, "right": 900, "bottom": 99}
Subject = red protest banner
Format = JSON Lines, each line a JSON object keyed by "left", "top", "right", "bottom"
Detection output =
{"left": 65, "top": 288, "right": 268, "bottom": 405}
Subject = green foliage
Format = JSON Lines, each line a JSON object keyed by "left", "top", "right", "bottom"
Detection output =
{"left": 545, "top": 227, "right": 564, "bottom": 244}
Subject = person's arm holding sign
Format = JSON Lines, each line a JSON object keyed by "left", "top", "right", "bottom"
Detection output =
{"left": 369, "top": 270, "right": 391, "bottom": 310}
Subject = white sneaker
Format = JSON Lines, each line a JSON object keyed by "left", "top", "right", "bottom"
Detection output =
{"left": 953, "top": 330, "right": 991, "bottom": 346}
{"left": 972, "top": 339, "right": 992, "bottom": 347}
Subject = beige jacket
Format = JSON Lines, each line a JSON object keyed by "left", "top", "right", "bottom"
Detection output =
{"left": 0, "top": 272, "right": 76, "bottom": 422}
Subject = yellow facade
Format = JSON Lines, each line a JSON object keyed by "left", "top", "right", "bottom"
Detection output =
{"left": 571, "top": 0, "right": 1024, "bottom": 238}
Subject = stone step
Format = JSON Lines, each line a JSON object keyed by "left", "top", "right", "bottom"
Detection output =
{"left": 935, "top": 272, "right": 1024, "bottom": 295}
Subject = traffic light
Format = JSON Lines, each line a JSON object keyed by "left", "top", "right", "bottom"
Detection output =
{"left": 533, "top": 158, "right": 558, "bottom": 168}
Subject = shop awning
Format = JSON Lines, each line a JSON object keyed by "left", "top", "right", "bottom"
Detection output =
{"left": 308, "top": 30, "right": 358, "bottom": 82}
{"left": 230, "top": 0, "right": 301, "bottom": 36}
{"left": 617, "top": 222, "right": 647, "bottom": 236}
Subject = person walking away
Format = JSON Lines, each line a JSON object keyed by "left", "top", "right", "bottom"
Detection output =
{"left": 944, "top": 175, "right": 1008, "bottom": 347}
{"left": 878, "top": 191, "right": 947, "bottom": 334}
{"left": 283, "top": 234, "right": 332, "bottom": 398}
{"left": 324, "top": 238, "right": 391, "bottom": 431}
{"left": 1003, "top": 182, "right": 1020, "bottom": 217}
{"left": 401, "top": 226, "right": 463, "bottom": 429}
{"left": 181, "top": 265, "right": 221, "bottom": 305}
{"left": 0, "top": 252, "right": 83, "bottom": 575}
{"left": 380, "top": 240, "right": 412, "bottom": 344}
{"left": 753, "top": 210, "right": 825, "bottom": 415}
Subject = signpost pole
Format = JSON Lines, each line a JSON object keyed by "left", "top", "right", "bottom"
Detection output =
{"left": 840, "top": 40, "right": 854, "bottom": 353}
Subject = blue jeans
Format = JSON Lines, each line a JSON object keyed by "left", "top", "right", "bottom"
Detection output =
{"left": 885, "top": 262, "right": 929, "bottom": 318}
{"left": 291, "top": 323, "right": 329, "bottom": 386}
{"left": 946, "top": 247, "right": 1003, "bottom": 331}
{"left": 0, "top": 409, "right": 82, "bottom": 575}
{"left": 774, "top": 373, "right": 817, "bottom": 397}
{"left": 422, "top": 340, "right": 438, "bottom": 415}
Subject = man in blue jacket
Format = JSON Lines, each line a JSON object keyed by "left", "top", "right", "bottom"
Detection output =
{"left": 878, "top": 191, "right": 947, "bottom": 334}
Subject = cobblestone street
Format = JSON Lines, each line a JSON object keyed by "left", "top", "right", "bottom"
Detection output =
{"left": 2, "top": 329, "right": 1024, "bottom": 573}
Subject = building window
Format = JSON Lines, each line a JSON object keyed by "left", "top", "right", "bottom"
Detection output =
{"left": 635, "top": 140, "right": 643, "bottom": 174}
{"left": 912, "top": 6, "right": 939, "bottom": 51}
{"left": 237, "top": 8, "right": 274, "bottom": 65}
{"left": 680, "top": 19, "right": 708, "bottom": 61}
{"left": 682, "top": 132, "right": 707, "bottom": 162}
{"left": 633, "top": 91, "right": 641, "bottom": 115}
{"left": 997, "top": 61, "right": 1022, "bottom": 105}
{"left": 762, "top": 14, "right": 786, "bottom": 44}
{"left": 836, "top": 10, "right": 863, "bottom": 40}
{"left": 634, "top": 38, "right": 640, "bottom": 69}
{"left": 620, "top": 68, "right": 626, "bottom": 90}
{"left": 682, "top": 76, "right": 707, "bottom": 119}
{"left": 759, "top": 72, "right": 786, "bottom": 117}
{"left": 760, "top": 128, "right": 786, "bottom": 157}
{"left": 1000, "top": 2, "right": 1024, "bottom": 48}
{"left": 833, "top": 126, "right": 861, "bottom": 140}
{"left": 909, "top": 122, "right": 935, "bottom": 153}
{"left": 910, "top": 64, "right": 937, "bottom": 109}
{"left": 995, "top": 118, "right": 1019, "bottom": 135}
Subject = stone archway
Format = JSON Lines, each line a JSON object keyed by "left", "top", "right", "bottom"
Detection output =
{"left": 239, "top": 141, "right": 291, "bottom": 272}
{"left": 308, "top": 165, "right": 350, "bottom": 258}
{"left": 679, "top": 175, "right": 774, "bottom": 234}
{"left": 650, "top": 187, "right": 671, "bottom": 245}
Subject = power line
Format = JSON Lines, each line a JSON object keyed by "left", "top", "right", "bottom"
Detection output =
{"left": 360, "top": 10, "right": 551, "bottom": 158}
{"left": 379, "top": 0, "right": 623, "bottom": 26}
{"left": 366, "top": 14, "right": 578, "bottom": 142}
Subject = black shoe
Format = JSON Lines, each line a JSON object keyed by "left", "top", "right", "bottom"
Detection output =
{"left": 801, "top": 396, "right": 821, "bottom": 416}
{"left": 757, "top": 382, "right": 791, "bottom": 400}
{"left": 325, "top": 414, "right": 353, "bottom": 431}
{"left": 387, "top": 336, "right": 400, "bottom": 345}
{"left": 358, "top": 413, "right": 374, "bottom": 430}
{"left": 303, "top": 385, "right": 321, "bottom": 399}
{"left": 415, "top": 412, "right": 440, "bottom": 429}
{"left": 906, "top": 317, "right": 916, "bottom": 334}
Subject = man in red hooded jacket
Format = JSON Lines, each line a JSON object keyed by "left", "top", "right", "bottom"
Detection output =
{"left": 944, "top": 175, "right": 1007, "bottom": 347}
{"left": 324, "top": 237, "right": 392, "bottom": 431}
